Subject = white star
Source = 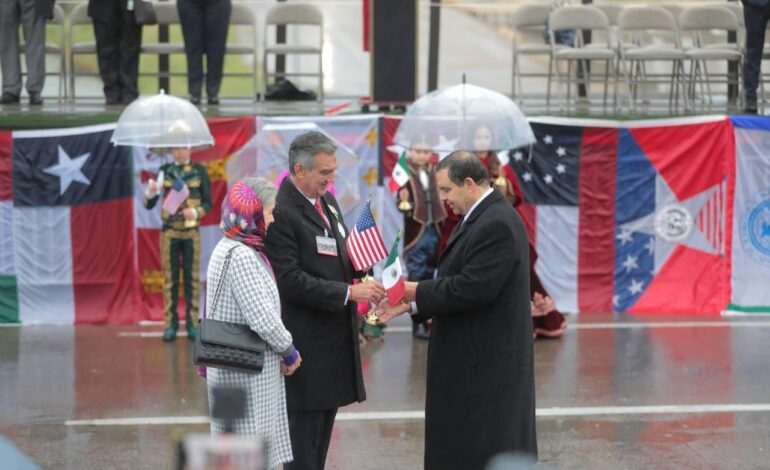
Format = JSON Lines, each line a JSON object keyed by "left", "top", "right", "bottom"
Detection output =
{"left": 512, "top": 151, "right": 523, "bottom": 162}
{"left": 617, "top": 229, "right": 633, "bottom": 245}
{"left": 628, "top": 278, "right": 644, "bottom": 295}
{"left": 612, "top": 294, "right": 619, "bottom": 307}
{"left": 556, "top": 146, "right": 567, "bottom": 157}
{"left": 644, "top": 237, "right": 655, "bottom": 255}
{"left": 544, "top": 174, "right": 553, "bottom": 184}
{"left": 522, "top": 172, "right": 533, "bottom": 182}
{"left": 43, "top": 146, "right": 91, "bottom": 196}
{"left": 555, "top": 163, "right": 566, "bottom": 174}
{"left": 543, "top": 135, "right": 553, "bottom": 145}
{"left": 622, "top": 254, "right": 639, "bottom": 273}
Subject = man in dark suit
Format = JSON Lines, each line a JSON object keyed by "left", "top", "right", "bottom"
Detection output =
{"left": 0, "top": 0, "right": 55, "bottom": 105}
{"left": 264, "top": 131, "right": 385, "bottom": 470}
{"left": 88, "top": 0, "right": 142, "bottom": 105}
{"left": 743, "top": 0, "right": 770, "bottom": 113}
{"left": 380, "top": 151, "right": 538, "bottom": 469}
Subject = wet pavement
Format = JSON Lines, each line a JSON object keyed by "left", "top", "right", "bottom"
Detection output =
{"left": 2, "top": 314, "right": 770, "bottom": 469}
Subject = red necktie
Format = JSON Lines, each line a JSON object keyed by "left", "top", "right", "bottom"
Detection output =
{"left": 314, "top": 198, "right": 331, "bottom": 229}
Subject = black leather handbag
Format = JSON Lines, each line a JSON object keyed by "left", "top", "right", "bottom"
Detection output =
{"left": 193, "top": 246, "right": 266, "bottom": 374}
{"left": 133, "top": 0, "right": 158, "bottom": 25}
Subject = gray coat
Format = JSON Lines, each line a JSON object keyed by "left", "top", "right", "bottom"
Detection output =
{"left": 205, "top": 238, "right": 294, "bottom": 469}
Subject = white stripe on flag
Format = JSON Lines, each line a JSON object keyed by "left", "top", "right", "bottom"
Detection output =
{"left": 731, "top": 128, "right": 770, "bottom": 307}
{"left": 0, "top": 201, "right": 15, "bottom": 275}
{"left": 535, "top": 206, "right": 579, "bottom": 314}
{"left": 13, "top": 207, "right": 75, "bottom": 324}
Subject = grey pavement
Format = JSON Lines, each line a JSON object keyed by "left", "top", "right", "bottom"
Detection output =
{"left": 3, "top": 314, "right": 770, "bottom": 469}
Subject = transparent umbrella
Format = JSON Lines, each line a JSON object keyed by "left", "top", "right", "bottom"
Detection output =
{"left": 111, "top": 90, "right": 214, "bottom": 149}
{"left": 228, "top": 120, "right": 361, "bottom": 215}
{"left": 393, "top": 83, "right": 535, "bottom": 153}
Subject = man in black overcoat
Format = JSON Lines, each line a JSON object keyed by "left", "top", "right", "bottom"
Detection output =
{"left": 380, "top": 150, "right": 538, "bottom": 470}
{"left": 264, "top": 131, "right": 385, "bottom": 470}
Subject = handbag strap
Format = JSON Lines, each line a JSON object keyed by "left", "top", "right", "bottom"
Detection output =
{"left": 209, "top": 245, "right": 239, "bottom": 318}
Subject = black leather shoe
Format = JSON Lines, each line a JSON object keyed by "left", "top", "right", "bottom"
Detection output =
{"left": 0, "top": 92, "right": 20, "bottom": 104}
{"left": 207, "top": 96, "right": 219, "bottom": 105}
{"left": 29, "top": 92, "right": 43, "bottom": 106}
{"left": 162, "top": 327, "right": 178, "bottom": 342}
{"left": 190, "top": 95, "right": 201, "bottom": 105}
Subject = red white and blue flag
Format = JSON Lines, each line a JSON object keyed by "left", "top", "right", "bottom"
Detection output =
{"left": 510, "top": 117, "right": 731, "bottom": 315}
{"left": 346, "top": 201, "right": 388, "bottom": 271}
{"left": 161, "top": 177, "right": 189, "bottom": 215}
{"left": 7, "top": 124, "right": 138, "bottom": 324}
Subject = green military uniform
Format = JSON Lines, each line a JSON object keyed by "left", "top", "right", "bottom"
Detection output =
{"left": 144, "top": 161, "right": 212, "bottom": 341}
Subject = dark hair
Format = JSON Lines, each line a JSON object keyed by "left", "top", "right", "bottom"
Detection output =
{"left": 437, "top": 151, "right": 490, "bottom": 187}
{"left": 288, "top": 131, "right": 337, "bottom": 175}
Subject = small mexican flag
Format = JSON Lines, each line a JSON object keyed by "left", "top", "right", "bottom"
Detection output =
{"left": 388, "top": 151, "right": 410, "bottom": 194}
{"left": 382, "top": 234, "right": 405, "bottom": 304}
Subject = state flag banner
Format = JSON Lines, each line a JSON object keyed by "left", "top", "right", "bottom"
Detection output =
{"left": 729, "top": 116, "right": 770, "bottom": 312}
{"left": 11, "top": 124, "right": 138, "bottom": 324}
{"left": 510, "top": 117, "right": 731, "bottom": 315}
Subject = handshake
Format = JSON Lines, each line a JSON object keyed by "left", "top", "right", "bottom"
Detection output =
{"left": 352, "top": 279, "right": 557, "bottom": 323}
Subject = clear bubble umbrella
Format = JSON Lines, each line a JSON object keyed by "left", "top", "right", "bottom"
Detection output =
{"left": 228, "top": 120, "right": 361, "bottom": 215}
{"left": 110, "top": 90, "right": 214, "bottom": 149}
{"left": 393, "top": 83, "right": 535, "bottom": 153}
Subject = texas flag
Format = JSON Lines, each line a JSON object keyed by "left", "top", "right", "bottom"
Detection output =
{"left": 510, "top": 117, "right": 732, "bottom": 315}
{"left": 10, "top": 124, "right": 138, "bottom": 324}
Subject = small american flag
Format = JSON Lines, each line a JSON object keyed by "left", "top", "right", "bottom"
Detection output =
{"left": 161, "top": 177, "right": 189, "bottom": 215}
{"left": 346, "top": 201, "right": 388, "bottom": 271}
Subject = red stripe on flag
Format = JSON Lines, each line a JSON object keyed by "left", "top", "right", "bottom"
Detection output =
{"left": 71, "top": 198, "right": 139, "bottom": 324}
{"left": 0, "top": 131, "right": 11, "bottom": 201}
{"left": 578, "top": 128, "right": 617, "bottom": 313}
{"left": 195, "top": 117, "right": 256, "bottom": 162}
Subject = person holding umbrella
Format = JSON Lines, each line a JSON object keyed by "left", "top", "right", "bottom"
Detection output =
{"left": 144, "top": 138, "right": 212, "bottom": 342}
{"left": 112, "top": 92, "right": 215, "bottom": 341}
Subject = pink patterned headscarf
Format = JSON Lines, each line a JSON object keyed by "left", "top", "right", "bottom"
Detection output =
{"left": 220, "top": 181, "right": 266, "bottom": 251}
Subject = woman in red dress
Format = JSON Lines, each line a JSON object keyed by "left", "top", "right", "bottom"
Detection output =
{"left": 437, "top": 123, "right": 567, "bottom": 339}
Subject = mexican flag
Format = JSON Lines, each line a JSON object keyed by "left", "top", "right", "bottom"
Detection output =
{"left": 382, "top": 235, "right": 405, "bottom": 304}
{"left": 388, "top": 151, "right": 410, "bottom": 194}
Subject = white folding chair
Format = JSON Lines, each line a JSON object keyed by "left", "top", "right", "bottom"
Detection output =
{"left": 549, "top": 5, "right": 617, "bottom": 112}
{"left": 617, "top": 6, "right": 688, "bottom": 113}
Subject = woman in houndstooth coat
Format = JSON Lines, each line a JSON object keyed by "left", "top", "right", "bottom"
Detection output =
{"left": 206, "top": 179, "right": 301, "bottom": 469}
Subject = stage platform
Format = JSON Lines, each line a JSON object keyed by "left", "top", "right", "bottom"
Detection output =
{"left": 2, "top": 313, "right": 770, "bottom": 469}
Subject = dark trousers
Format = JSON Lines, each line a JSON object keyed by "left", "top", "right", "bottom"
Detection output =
{"left": 92, "top": 0, "right": 141, "bottom": 103}
{"left": 161, "top": 230, "right": 200, "bottom": 329}
{"left": 744, "top": 1, "right": 770, "bottom": 105}
{"left": 177, "top": 0, "right": 231, "bottom": 98}
{"left": 285, "top": 408, "right": 338, "bottom": 470}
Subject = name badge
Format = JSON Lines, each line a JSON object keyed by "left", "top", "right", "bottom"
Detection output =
{"left": 316, "top": 236, "right": 338, "bottom": 256}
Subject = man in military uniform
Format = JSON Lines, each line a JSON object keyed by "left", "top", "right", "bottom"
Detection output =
{"left": 396, "top": 141, "right": 446, "bottom": 339}
{"left": 144, "top": 146, "right": 211, "bottom": 341}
